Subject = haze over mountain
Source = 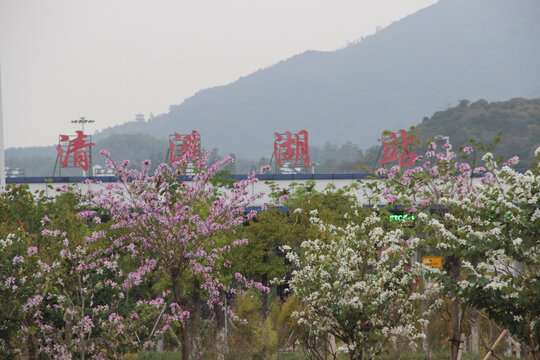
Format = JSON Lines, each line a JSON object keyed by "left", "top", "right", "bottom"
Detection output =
{"left": 82, "top": 0, "right": 539, "bottom": 159}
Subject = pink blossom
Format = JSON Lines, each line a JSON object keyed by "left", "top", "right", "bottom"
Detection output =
{"left": 375, "top": 167, "right": 387, "bottom": 176}
{"left": 27, "top": 246, "right": 38, "bottom": 256}
{"left": 502, "top": 156, "right": 519, "bottom": 167}
{"left": 473, "top": 166, "right": 486, "bottom": 174}
{"left": 77, "top": 210, "right": 97, "bottom": 220}
{"left": 12, "top": 255, "right": 24, "bottom": 265}
{"left": 40, "top": 215, "right": 50, "bottom": 226}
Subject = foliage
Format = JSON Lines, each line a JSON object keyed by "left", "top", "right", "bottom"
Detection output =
{"left": 3, "top": 129, "right": 540, "bottom": 359}
{"left": 230, "top": 209, "right": 296, "bottom": 299}
{"left": 269, "top": 294, "right": 305, "bottom": 350}
{"left": 228, "top": 291, "right": 279, "bottom": 360}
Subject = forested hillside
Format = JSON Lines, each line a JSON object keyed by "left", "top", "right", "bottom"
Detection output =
{"left": 416, "top": 98, "right": 540, "bottom": 168}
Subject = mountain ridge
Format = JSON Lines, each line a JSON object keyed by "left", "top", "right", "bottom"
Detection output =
{"left": 91, "top": 0, "right": 539, "bottom": 158}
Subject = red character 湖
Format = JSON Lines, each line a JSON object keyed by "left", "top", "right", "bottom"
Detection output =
{"left": 274, "top": 130, "right": 310, "bottom": 167}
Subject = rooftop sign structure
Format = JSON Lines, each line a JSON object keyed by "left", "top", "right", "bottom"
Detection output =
{"left": 381, "top": 130, "right": 417, "bottom": 168}
{"left": 169, "top": 131, "right": 201, "bottom": 164}
{"left": 273, "top": 130, "right": 311, "bottom": 174}
{"left": 55, "top": 131, "right": 95, "bottom": 175}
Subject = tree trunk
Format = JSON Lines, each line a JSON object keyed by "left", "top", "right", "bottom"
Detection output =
{"left": 66, "top": 317, "right": 73, "bottom": 351}
{"left": 180, "top": 299, "right": 202, "bottom": 360}
{"left": 189, "top": 299, "right": 203, "bottom": 360}
{"left": 181, "top": 325, "right": 192, "bottom": 360}
{"left": 27, "top": 337, "right": 37, "bottom": 360}
{"left": 185, "top": 279, "right": 203, "bottom": 360}
{"left": 215, "top": 293, "right": 228, "bottom": 360}
{"left": 446, "top": 255, "right": 461, "bottom": 360}
{"left": 173, "top": 273, "right": 204, "bottom": 360}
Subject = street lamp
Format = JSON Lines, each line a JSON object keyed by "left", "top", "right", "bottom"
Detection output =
{"left": 71, "top": 116, "right": 95, "bottom": 133}
{"left": 311, "top": 162, "right": 319, "bottom": 174}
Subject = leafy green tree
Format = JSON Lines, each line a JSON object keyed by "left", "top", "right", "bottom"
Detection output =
{"left": 231, "top": 209, "right": 301, "bottom": 314}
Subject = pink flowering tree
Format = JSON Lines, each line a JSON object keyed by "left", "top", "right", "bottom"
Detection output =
{"left": 0, "top": 186, "right": 147, "bottom": 359}
{"left": 84, "top": 148, "right": 269, "bottom": 360}
{"left": 17, "top": 225, "right": 138, "bottom": 359}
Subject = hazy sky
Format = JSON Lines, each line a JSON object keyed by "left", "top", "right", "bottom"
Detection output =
{"left": 0, "top": 0, "right": 437, "bottom": 149}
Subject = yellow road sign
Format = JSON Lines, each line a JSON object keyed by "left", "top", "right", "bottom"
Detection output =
{"left": 422, "top": 256, "right": 443, "bottom": 268}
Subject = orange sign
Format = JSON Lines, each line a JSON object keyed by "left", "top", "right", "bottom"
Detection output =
{"left": 422, "top": 256, "right": 443, "bottom": 268}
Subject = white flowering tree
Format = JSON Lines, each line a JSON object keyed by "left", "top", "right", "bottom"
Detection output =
{"left": 284, "top": 208, "right": 438, "bottom": 360}
{"left": 455, "top": 148, "right": 540, "bottom": 359}
{"left": 377, "top": 136, "right": 540, "bottom": 359}
{"left": 373, "top": 139, "right": 503, "bottom": 359}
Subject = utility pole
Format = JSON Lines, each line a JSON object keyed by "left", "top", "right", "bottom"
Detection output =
{"left": 0, "top": 62, "right": 6, "bottom": 191}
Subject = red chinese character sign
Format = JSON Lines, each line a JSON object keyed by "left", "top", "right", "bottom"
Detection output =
{"left": 274, "top": 130, "right": 311, "bottom": 168}
{"left": 56, "top": 130, "right": 95, "bottom": 171}
{"left": 169, "top": 130, "right": 201, "bottom": 164}
{"left": 380, "top": 130, "right": 417, "bottom": 167}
